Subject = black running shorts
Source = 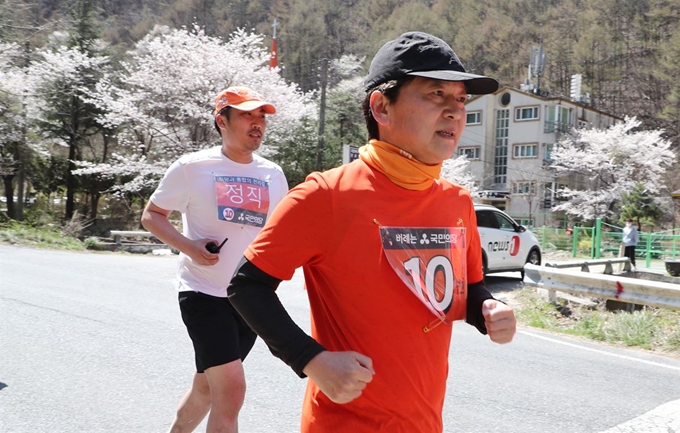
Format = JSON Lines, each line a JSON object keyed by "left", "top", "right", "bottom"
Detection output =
{"left": 178, "top": 290, "right": 257, "bottom": 373}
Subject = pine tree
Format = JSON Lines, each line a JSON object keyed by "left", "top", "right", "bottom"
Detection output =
{"left": 620, "top": 182, "right": 663, "bottom": 230}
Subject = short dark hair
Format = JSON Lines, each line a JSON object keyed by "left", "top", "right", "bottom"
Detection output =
{"left": 214, "top": 106, "right": 232, "bottom": 137}
{"left": 362, "top": 76, "right": 416, "bottom": 140}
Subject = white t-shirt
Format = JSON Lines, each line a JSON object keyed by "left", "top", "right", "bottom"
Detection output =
{"left": 150, "top": 146, "right": 289, "bottom": 297}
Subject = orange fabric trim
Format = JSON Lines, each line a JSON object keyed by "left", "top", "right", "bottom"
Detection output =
{"left": 358, "top": 140, "right": 442, "bottom": 191}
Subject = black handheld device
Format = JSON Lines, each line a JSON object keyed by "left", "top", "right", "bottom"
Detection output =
{"left": 205, "top": 237, "right": 228, "bottom": 254}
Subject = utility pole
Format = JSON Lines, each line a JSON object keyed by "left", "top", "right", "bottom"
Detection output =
{"left": 269, "top": 19, "right": 278, "bottom": 69}
{"left": 317, "top": 58, "right": 328, "bottom": 171}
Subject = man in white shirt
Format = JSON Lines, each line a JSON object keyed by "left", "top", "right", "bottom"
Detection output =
{"left": 142, "top": 87, "right": 288, "bottom": 433}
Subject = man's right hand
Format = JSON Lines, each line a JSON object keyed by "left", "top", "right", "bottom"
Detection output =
{"left": 302, "top": 351, "right": 375, "bottom": 404}
{"left": 187, "top": 238, "right": 220, "bottom": 266}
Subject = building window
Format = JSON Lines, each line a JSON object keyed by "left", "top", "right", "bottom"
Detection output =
{"left": 545, "top": 106, "right": 573, "bottom": 132}
{"left": 513, "top": 143, "right": 538, "bottom": 159}
{"left": 542, "top": 182, "right": 569, "bottom": 208}
{"left": 512, "top": 182, "right": 536, "bottom": 195}
{"left": 515, "top": 106, "right": 539, "bottom": 121}
{"left": 494, "top": 109, "right": 509, "bottom": 185}
{"left": 458, "top": 147, "right": 480, "bottom": 159}
{"left": 544, "top": 143, "right": 554, "bottom": 162}
{"left": 466, "top": 111, "right": 482, "bottom": 125}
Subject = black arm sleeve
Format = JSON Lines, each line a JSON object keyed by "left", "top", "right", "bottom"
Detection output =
{"left": 465, "top": 280, "right": 496, "bottom": 335}
{"left": 227, "top": 257, "right": 326, "bottom": 378}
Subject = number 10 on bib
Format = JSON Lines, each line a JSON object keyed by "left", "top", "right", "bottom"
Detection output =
{"left": 379, "top": 227, "right": 467, "bottom": 326}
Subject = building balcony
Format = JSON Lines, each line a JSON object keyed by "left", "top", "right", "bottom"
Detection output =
{"left": 544, "top": 121, "right": 571, "bottom": 133}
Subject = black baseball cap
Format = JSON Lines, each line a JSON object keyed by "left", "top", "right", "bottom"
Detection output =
{"left": 364, "top": 31, "right": 499, "bottom": 95}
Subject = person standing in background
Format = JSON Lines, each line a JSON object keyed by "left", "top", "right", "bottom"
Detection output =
{"left": 622, "top": 218, "right": 639, "bottom": 267}
{"left": 142, "top": 86, "right": 288, "bottom": 433}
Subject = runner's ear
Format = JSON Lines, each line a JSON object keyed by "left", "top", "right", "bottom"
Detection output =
{"left": 369, "top": 91, "right": 390, "bottom": 126}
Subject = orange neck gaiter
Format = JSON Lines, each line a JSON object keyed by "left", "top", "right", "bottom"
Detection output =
{"left": 359, "top": 140, "right": 442, "bottom": 191}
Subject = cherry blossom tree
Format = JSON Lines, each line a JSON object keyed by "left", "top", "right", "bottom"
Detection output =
{"left": 0, "top": 42, "right": 26, "bottom": 218}
{"left": 0, "top": 42, "right": 24, "bottom": 158}
{"left": 77, "top": 25, "right": 316, "bottom": 199}
{"left": 549, "top": 117, "right": 675, "bottom": 223}
{"left": 440, "top": 155, "right": 478, "bottom": 195}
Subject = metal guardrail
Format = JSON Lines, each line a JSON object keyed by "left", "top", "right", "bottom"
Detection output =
{"left": 523, "top": 262, "right": 680, "bottom": 311}
{"left": 545, "top": 258, "right": 632, "bottom": 274}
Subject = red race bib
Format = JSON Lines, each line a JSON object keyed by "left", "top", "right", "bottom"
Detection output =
{"left": 380, "top": 227, "right": 467, "bottom": 326}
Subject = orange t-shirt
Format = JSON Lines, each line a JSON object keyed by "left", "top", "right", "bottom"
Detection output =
{"left": 245, "top": 159, "right": 484, "bottom": 433}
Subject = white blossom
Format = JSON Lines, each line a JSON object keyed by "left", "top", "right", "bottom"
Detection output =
{"left": 0, "top": 48, "right": 24, "bottom": 140}
{"left": 440, "top": 155, "right": 479, "bottom": 195}
{"left": 550, "top": 117, "right": 675, "bottom": 221}
{"left": 82, "top": 25, "right": 315, "bottom": 195}
{"left": 331, "top": 55, "right": 365, "bottom": 79}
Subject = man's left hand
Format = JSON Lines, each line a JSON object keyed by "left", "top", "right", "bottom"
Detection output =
{"left": 482, "top": 299, "right": 516, "bottom": 344}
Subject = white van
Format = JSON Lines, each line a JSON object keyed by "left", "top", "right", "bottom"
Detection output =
{"left": 474, "top": 204, "right": 541, "bottom": 278}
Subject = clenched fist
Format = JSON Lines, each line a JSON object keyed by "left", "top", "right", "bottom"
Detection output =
{"left": 482, "top": 299, "right": 516, "bottom": 344}
{"left": 303, "top": 351, "right": 375, "bottom": 404}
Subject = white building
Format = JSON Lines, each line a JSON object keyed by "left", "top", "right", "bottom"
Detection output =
{"left": 459, "top": 86, "right": 621, "bottom": 227}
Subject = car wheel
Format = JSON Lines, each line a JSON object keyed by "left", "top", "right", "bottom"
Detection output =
{"left": 527, "top": 249, "right": 541, "bottom": 265}
{"left": 521, "top": 248, "right": 541, "bottom": 280}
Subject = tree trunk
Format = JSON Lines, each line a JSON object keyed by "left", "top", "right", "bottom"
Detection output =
{"left": 65, "top": 139, "right": 77, "bottom": 220}
{"left": 65, "top": 95, "right": 80, "bottom": 221}
{"left": 90, "top": 187, "right": 100, "bottom": 220}
{"left": 2, "top": 175, "right": 16, "bottom": 220}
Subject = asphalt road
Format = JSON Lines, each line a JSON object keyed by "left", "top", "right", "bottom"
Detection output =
{"left": 1, "top": 244, "right": 679, "bottom": 432}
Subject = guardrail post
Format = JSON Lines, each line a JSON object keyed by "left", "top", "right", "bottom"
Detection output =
{"left": 580, "top": 264, "right": 590, "bottom": 272}
{"left": 114, "top": 234, "right": 122, "bottom": 245}
{"left": 539, "top": 288, "right": 557, "bottom": 303}
{"left": 604, "top": 262, "right": 613, "bottom": 274}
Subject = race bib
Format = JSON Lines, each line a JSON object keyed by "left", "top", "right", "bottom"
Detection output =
{"left": 379, "top": 227, "right": 467, "bottom": 324}
{"left": 214, "top": 176, "right": 270, "bottom": 228}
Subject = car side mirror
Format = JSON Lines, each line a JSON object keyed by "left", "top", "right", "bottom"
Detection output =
{"left": 516, "top": 225, "right": 526, "bottom": 233}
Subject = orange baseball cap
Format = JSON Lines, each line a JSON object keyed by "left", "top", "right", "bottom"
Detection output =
{"left": 214, "top": 86, "right": 276, "bottom": 115}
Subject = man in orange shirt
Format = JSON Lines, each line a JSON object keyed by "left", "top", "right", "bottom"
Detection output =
{"left": 228, "top": 31, "right": 516, "bottom": 432}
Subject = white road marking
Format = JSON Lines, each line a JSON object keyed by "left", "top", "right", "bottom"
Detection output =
{"left": 597, "top": 399, "right": 680, "bottom": 433}
{"left": 519, "top": 331, "right": 680, "bottom": 432}
{"left": 518, "top": 330, "right": 680, "bottom": 372}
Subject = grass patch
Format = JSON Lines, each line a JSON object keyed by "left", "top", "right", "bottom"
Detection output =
{"left": 514, "top": 288, "right": 680, "bottom": 356}
{"left": 0, "top": 221, "right": 86, "bottom": 251}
